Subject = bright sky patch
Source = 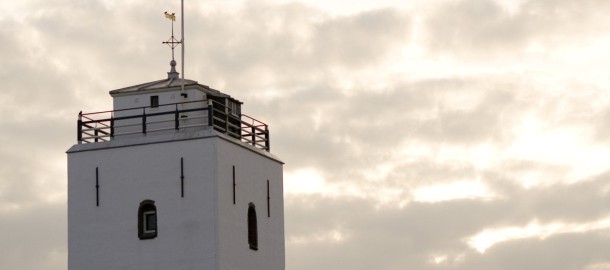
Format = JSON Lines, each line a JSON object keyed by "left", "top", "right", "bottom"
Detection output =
{"left": 467, "top": 216, "right": 610, "bottom": 253}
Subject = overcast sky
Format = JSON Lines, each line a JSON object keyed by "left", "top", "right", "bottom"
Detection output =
{"left": 2, "top": 0, "right": 610, "bottom": 269}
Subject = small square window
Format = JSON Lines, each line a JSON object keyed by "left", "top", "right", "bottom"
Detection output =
{"left": 150, "top": 96, "right": 159, "bottom": 108}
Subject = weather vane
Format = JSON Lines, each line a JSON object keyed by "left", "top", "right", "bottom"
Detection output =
{"left": 162, "top": 11, "right": 181, "bottom": 61}
{"left": 163, "top": 1, "right": 186, "bottom": 94}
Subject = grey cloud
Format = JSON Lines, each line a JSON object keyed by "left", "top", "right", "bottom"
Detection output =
{"left": 286, "top": 196, "right": 426, "bottom": 270}
{"left": 485, "top": 169, "right": 610, "bottom": 224}
{"left": 0, "top": 202, "right": 66, "bottom": 270}
{"left": 0, "top": 119, "right": 71, "bottom": 208}
{"left": 424, "top": 0, "right": 610, "bottom": 59}
{"left": 185, "top": 3, "right": 411, "bottom": 91}
{"left": 267, "top": 77, "right": 527, "bottom": 176}
{"left": 285, "top": 195, "right": 506, "bottom": 270}
{"left": 285, "top": 170, "right": 610, "bottom": 270}
{"left": 311, "top": 8, "right": 410, "bottom": 67}
{"left": 461, "top": 232, "right": 610, "bottom": 270}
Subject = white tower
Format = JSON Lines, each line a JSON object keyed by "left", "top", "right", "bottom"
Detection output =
{"left": 66, "top": 61, "right": 285, "bottom": 270}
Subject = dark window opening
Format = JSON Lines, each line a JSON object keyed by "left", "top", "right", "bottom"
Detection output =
{"left": 143, "top": 211, "right": 157, "bottom": 233}
{"left": 229, "top": 100, "right": 241, "bottom": 116}
{"left": 150, "top": 96, "right": 159, "bottom": 108}
{"left": 138, "top": 200, "right": 157, "bottom": 240}
{"left": 248, "top": 203, "right": 258, "bottom": 250}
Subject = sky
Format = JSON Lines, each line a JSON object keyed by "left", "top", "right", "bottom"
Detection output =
{"left": 1, "top": 0, "right": 610, "bottom": 269}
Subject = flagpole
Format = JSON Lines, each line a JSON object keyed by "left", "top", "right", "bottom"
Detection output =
{"left": 181, "top": 0, "right": 185, "bottom": 93}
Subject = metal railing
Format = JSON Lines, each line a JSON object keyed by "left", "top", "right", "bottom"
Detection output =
{"left": 77, "top": 99, "right": 270, "bottom": 152}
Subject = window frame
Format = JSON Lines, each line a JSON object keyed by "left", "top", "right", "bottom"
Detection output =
{"left": 138, "top": 200, "right": 157, "bottom": 240}
{"left": 142, "top": 210, "right": 157, "bottom": 234}
{"left": 248, "top": 203, "right": 258, "bottom": 250}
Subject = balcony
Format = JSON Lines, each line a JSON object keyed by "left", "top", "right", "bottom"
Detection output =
{"left": 77, "top": 99, "right": 270, "bottom": 152}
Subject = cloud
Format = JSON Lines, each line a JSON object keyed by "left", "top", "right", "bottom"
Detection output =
{"left": 185, "top": 2, "right": 411, "bottom": 92}
{"left": 424, "top": 0, "right": 610, "bottom": 60}
{"left": 285, "top": 170, "right": 610, "bottom": 269}
{"left": 467, "top": 216, "right": 610, "bottom": 253}
{"left": 461, "top": 232, "right": 610, "bottom": 270}
{"left": 0, "top": 202, "right": 66, "bottom": 270}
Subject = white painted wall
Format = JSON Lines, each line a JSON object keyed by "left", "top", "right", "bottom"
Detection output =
{"left": 112, "top": 88, "right": 206, "bottom": 111}
{"left": 67, "top": 131, "right": 284, "bottom": 270}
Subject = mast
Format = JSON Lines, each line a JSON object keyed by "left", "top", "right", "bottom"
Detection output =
{"left": 181, "top": 0, "right": 185, "bottom": 93}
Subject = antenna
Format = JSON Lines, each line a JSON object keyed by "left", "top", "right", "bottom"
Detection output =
{"left": 181, "top": 0, "right": 185, "bottom": 93}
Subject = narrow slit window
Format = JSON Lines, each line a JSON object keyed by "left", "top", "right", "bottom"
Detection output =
{"left": 138, "top": 200, "right": 157, "bottom": 240}
{"left": 266, "top": 180, "right": 270, "bottom": 218}
{"left": 95, "top": 167, "right": 100, "bottom": 206}
{"left": 232, "top": 166, "right": 236, "bottom": 205}
{"left": 180, "top": 158, "right": 184, "bottom": 198}
{"left": 248, "top": 203, "right": 258, "bottom": 250}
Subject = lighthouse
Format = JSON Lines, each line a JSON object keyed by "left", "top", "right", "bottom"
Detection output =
{"left": 66, "top": 59, "right": 285, "bottom": 269}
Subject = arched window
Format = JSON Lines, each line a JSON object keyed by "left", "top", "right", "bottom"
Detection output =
{"left": 248, "top": 203, "right": 258, "bottom": 250}
{"left": 138, "top": 200, "right": 157, "bottom": 240}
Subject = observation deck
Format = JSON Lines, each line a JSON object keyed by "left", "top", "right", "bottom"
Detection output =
{"left": 77, "top": 99, "right": 270, "bottom": 152}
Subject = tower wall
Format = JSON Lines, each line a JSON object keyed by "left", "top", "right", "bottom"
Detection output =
{"left": 68, "top": 136, "right": 219, "bottom": 270}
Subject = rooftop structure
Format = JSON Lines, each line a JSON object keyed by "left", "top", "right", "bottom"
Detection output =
{"left": 76, "top": 62, "right": 270, "bottom": 152}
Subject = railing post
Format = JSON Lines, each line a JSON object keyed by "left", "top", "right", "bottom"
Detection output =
{"left": 224, "top": 107, "right": 229, "bottom": 135}
{"left": 77, "top": 111, "right": 83, "bottom": 144}
{"left": 142, "top": 108, "right": 147, "bottom": 134}
{"left": 207, "top": 100, "right": 213, "bottom": 127}
{"left": 251, "top": 126, "right": 255, "bottom": 147}
{"left": 94, "top": 128, "right": 99, "bottom": 143}
{"left": 237, "top": 114, "right": 242, "bottom": 137}
{"left": 265, "top": 128, "right": 270, "bottom": 151}
{"left": 110, "top": 116, "right": 114, "bottom": 138}
{"left": 175, "top": 104, "right": 179, "bottom": 130}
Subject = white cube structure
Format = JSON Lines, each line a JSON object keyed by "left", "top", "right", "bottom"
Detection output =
{"left": 67, "top": 69, "right": 284, "bottom": 270}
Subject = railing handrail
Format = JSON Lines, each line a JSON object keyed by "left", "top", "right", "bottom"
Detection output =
{"left": 241, "top": 114, "right": 267, "bottom": 125}
{"left": 81, "top": 99, "right": 210, "bottom": 117}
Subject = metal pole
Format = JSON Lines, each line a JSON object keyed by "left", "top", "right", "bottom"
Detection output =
{"left": 180, "top": 157, "right": 184, "bottom": 198}
{"left": 175, "top": 104, "right": 179, "bottom": 130}
{"left": 181, "top": 0, "right": 185, "bottom": 93}
{"left": 95, "top": 167, "right": 100, "bottom": 207}
{"left": 171, "top": 20, "right": 175, "bottom": 60}
{"left": 77, "top": 111, "right": 83, "bottom": 144}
